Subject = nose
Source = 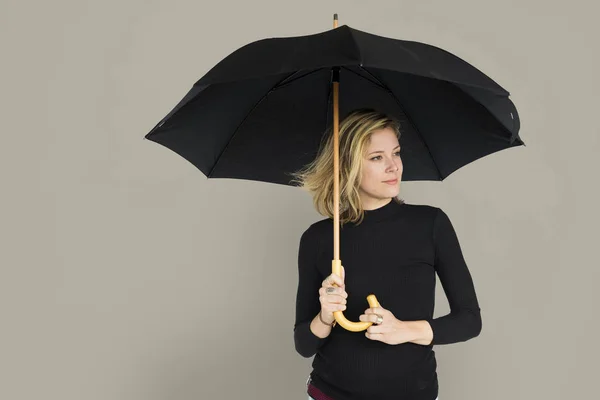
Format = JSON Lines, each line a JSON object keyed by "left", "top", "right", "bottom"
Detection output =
{"left": 386, "top": 158, "right": 400, "bottom": 172}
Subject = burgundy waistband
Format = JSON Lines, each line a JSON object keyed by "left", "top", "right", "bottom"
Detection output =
{"left": 307, "top": 382, "right": 335, "bottom": 400}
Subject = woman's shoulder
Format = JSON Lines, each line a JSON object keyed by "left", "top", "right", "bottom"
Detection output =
{"left": 393, "top": 201, "right": 443, "bottom": 220}
{"left": 301, "top": 217, "right": 331, "bottom": 238}
{"left": 403, "top": 202, "right": 439, "bottom": 214}
{"left": 409, "top": 204, "right": 458, "bottom": 231}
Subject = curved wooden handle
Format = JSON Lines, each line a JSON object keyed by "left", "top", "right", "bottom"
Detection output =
{"left": 331, "top": 260, "right": 380, "bottom": 332}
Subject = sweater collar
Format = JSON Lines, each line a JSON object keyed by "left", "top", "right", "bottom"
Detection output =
{"left": 347, "top": 198, "right": 405, "bottom": 226}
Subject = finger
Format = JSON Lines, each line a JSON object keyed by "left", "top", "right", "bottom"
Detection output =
{"left": 323, "top": 274, "right": 346, "bottom": 288}
{"left": 367, "top": 323, "right": 391, "bottom": 333}
{"left": 320, "top": 295, "right": 347, "bottom": 308}
{"left": 325, "top": 295, "right": 347, "bottom": 305}
{"left": 330, "top": 273, "right": 345, "bottom": 287}
{"left": 323, "top": 302, "right": 347, "bottom": 312}
{"left": 323, "top": 273, "right": 344, "bottom": 288}
{"left": 359, "top": 314, "right": 379, "bottom": 324}
{"left": 324, "top": 287, "right": 348, "bottom": 299}
{"left": 322, "top": 286, "right": 340, "bottom": 295}
{"left": 365, "top": 307, "right": 385, "bottom": 315}
{"left": 320, "top": 289, "right": 347, "bottom": 303}
{"left": 365, "top": 332, "right": 383, "bottom": 341}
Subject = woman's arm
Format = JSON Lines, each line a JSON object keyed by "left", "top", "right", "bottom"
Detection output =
{"left": 407, "top": 320, "right": 434, "bottom": 345}
{"left": 423, "top": 208, "right": 483, "bottom": 345}
{"left": 293, "top": 226, "right": 331, "bottom": 358}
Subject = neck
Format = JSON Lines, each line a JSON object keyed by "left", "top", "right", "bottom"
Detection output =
{"left": 361, "top": 197, "right": 393, "bottom": 210}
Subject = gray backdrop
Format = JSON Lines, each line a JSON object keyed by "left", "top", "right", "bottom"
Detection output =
{"left": 1, "top": 0, "right": 598, "bottom": 399}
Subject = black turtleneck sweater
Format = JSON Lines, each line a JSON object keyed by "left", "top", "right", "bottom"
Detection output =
{"left": 293, "top": 200, "right": 482, "bottom": 400}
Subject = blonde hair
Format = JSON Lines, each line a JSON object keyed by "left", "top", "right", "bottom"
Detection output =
{"left": 290, "top": 108, "right": 405, "bottom": 226}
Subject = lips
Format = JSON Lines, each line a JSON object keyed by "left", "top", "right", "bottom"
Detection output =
{"left": 383, "top": 179, "right": 398, "bottom": 184}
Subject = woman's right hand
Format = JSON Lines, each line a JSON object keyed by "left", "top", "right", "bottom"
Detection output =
{"left": 319, "top": 266, "right": 347, "bottom": 324}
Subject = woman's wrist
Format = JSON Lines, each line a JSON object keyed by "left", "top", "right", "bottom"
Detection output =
{"left": 407, "top": 320, "right": 434, "bottom": 345}
{"left": 310, "top": 312, "right": 334, "bottom": 339}
{"left": 318, "top": 311, "right": 336, "bottom": 327}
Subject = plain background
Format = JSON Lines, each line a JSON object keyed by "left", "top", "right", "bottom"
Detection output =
{"left": 1, "top": 0, "right": 598, "bottom": 399}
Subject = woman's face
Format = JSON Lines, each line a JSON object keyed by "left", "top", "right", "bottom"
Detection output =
{"left": 357, "top": 127, "right": 403, "bottom": 208}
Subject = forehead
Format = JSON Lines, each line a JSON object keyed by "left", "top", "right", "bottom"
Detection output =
{"left": 367, "top": 128, "right": 399, "bottom": 148}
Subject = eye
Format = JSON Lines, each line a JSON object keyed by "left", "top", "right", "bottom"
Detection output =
{"left": 370, "top": 151, "right": 401, "bottom": 161}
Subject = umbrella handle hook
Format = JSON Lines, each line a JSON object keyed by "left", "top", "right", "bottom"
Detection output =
{"left": 331, "top": 259, "right": 381, "bottom": 332}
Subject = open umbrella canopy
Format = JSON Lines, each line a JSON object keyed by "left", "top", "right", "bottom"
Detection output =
{"left": 144, "top": 24, "right": 524, "bottom": 186}
{"left": 144, "top": 19, "right": 525, "bottom": 332}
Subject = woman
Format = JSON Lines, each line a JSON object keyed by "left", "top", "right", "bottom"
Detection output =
{"left": 291, "top": 109, "right": 482, "bottom": 400}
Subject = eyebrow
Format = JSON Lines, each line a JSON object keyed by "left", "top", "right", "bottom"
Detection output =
{"left": 368, "top": 145, "right": 400, "bottom": 155}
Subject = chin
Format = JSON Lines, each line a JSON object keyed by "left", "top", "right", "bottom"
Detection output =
{"left": 387, "top": 186, "right": 401, "bottom": 197}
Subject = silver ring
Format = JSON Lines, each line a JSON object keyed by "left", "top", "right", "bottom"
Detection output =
{"left": 326, "top": 287, "right": 335, "bottom": 294}
{"left": 375, "top": 314, "right": 383, "bottom": 324}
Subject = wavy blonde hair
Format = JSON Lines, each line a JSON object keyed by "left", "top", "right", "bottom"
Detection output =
{"left": 290, "top": 108, "right": 405, "bottom": 226}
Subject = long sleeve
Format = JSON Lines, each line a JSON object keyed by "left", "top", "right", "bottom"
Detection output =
{"left": 293, "top": 226, "right": 330, "bottom": 358}
{"left": 425, "top": 208, "right": 482, "bottom": 345}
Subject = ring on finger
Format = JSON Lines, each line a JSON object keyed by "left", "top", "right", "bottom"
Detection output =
{"left": 375, "top": 314, "right": 383, "bottom": 325}
{"left": 326, "top": 287, "right": 335, "bottom": 294}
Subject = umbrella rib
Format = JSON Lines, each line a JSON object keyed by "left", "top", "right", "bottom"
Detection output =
{"left": 358, "top": 66, "right": 444, "bottom": 180}
{"left": 276, "top": 68, "right": 325, "bottom": 89}
{"left": 340, "top": 66, "right": 386, "bottom": 90}
{"left": 207, "top": 71, "right": 306, "bottom": 178}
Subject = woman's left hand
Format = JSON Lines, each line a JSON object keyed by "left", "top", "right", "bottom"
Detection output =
{"left": 359, "top": 306, "right": 414, "bottom": 345}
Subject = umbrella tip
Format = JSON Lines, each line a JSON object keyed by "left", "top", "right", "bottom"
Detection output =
{"left": 334, "top": 13, "right": 338, "bottom": 20}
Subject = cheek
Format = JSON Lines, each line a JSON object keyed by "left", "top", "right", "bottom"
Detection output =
{"left": 360, "top": 168, "right": 376, "bottom": 189}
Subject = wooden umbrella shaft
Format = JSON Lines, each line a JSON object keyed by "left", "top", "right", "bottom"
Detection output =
{"left": 330, "top": 14, "right": 380, "bottom": 332}
{"left": 333, "top": 77, "right": 340, "bottom": 261}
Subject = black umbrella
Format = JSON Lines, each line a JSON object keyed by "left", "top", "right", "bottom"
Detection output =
{"left": 145, "top": 15, "right": 524, "bottom": 332}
